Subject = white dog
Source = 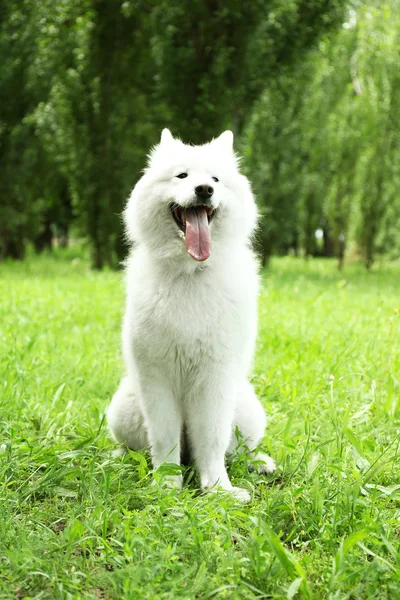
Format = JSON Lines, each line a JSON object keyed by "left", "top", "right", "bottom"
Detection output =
{"left": 107, "top": 129, "right": 275, "bottom": 501}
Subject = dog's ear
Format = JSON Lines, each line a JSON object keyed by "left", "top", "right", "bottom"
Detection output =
{"left": 215, "top": 130, "right": 234, "bottom": 151}
{"left": 160, "top": 128, "right": 174, "bottom": 145}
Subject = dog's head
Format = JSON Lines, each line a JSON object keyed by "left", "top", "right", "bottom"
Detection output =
{"left": 124, "top": 129, "right": 257, "bottom": 264}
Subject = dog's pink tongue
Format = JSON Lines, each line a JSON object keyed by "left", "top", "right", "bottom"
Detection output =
{"left": 184, "top": 207, "right": 212, "bottom": 261}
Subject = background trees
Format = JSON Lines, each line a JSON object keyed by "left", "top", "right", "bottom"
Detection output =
{"left": 243, "top": 1, "right": 400, "bottom": 268}
{"left": 0, "top": 0, "right": 398, "bottom": 269}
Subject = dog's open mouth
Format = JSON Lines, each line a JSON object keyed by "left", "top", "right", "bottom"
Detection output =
{"left": 171, "top": 204, "right": 215, "bottom": 262}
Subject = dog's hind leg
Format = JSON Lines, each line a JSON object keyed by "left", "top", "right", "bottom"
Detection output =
{"left": 229, "top": 380, "right": 276, "bottom": 474}
{"left": 107, "top": 376, "right": 149, "bottom": 452}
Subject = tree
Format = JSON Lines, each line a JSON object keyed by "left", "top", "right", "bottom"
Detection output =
{"left": 150, "top": 0, "right": 346, "bottom": 143}
{"left": 0, "top": 0, "right": 43, "bottom": 258}
{"left": 32, "top": 0, "right": 159, "bottom": 268}
{"left": 242, "top": 1, "right": 400, "bottom": 268}
{"left": 4, "top": 0, "right": 400, "bottom": 269}
{"left": 352, "top": 1, "right": 400, "bottom": 268}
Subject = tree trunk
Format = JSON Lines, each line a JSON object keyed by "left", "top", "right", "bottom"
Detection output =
{"left": 58, "top": 226, "right": 69, "bottom": 248}
{"left": 337, "top": 233, "right": 345, "bottom": 270}
{"left": 91, "top": 240, "right": 104, "bottom": 270}
{"left": 34, "top": 217, "right": 53, "bottom": 253}
{"left": 4, "top": 237, "right": 26, "bottom": 260}
{"left": 364, "top": 233, "right": 374, "bottom": 270}
{"left": 322, "top": 227, "right": 334, "bottom": 257}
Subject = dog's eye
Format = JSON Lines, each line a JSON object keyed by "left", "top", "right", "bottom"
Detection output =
{"left": 212, "top": 176, "right": 219, "bottom": 182}
{"left": 176, "top": 173, "right": 188, "bottom": 179}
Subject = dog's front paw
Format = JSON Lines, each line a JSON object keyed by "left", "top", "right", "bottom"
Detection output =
{"left": 229, "top": 486, "right": 251, "bottom": 503}
{"left": 152, "top": 474, "right": 183, "bottom": 491}
{"left": 256, "top": 452, "right": 277, "bottom": 475}
{"left": 165, "top": 474, "right": 183, "bottom": 490}
{"left": 112, "top": 446, "right": 127, "bottom": 458}
{"left": 203, "top": 482, "right": 251, "bottom": 503}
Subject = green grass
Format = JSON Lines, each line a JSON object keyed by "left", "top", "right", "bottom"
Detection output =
{"left": 1, "top": 251, "right": 400, "bottom": 599}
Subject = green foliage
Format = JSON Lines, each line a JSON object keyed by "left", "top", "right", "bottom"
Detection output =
{"left": 149, "top": 0, "right": 345, "bottom": 142}
{"left": 0, "top": 0, "right": 347, "bottom": 267}
{"left": 244, "top": 1, "right": 400, "bottom": 267}
{"left": 352, "top": 1, "right": 400, "bottom": 267}
{"left": 0, "top": 0, "right": 45, "bottom": 258}
{"left": 1, "top": 0, "right": 400, "bottom": 267}
{"left": 1, "top": 252, "right": 400, "bottom": 597}
{"left": 31, "top": 0, "right": 159, "bottom": 268}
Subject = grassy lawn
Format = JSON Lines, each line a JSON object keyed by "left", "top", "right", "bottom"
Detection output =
{"left": 1, "top": 251, "right": 400, "bottom": 599}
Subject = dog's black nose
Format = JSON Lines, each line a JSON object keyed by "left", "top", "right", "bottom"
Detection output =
{"left": 195, "top": 184, "right": 214, "bottom": 201}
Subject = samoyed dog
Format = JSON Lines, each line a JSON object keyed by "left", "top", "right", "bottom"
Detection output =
{"left": 107, "top": 129, "right": 275, "bottom": 501}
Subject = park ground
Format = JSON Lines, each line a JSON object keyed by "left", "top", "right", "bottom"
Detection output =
{"left": 1, "top": 250, "right": 400, "bottom": 599}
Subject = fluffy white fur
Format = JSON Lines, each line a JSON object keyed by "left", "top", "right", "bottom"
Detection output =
{"left": 107, "top": 129, "right": 275, "bottom": 502}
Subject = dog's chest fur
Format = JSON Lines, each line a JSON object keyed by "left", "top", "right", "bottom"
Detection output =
{"left": 124, "top": 248, "right": 257, "bottom": 395}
